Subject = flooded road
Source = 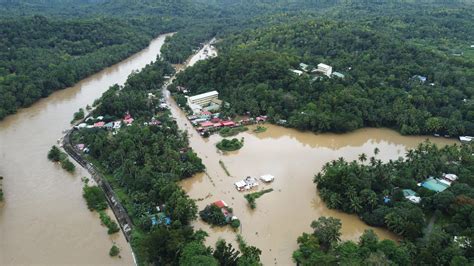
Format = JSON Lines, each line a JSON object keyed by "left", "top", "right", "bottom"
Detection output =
{"left": 0, "top": 33, "right": 172, "bottom": 265}
{"left": 164, "top": 47, "right": 458, "bottom": 264}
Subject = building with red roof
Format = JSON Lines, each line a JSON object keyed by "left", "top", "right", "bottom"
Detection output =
{"left": 200, "top": 121, "right": 214, "bottom": 127}
{"left": 213, "top": 200, "right": 228, "bottom": 208}
{"left": 93, "top": 121, "right": 105, "bottom": 127}
{"left": 221, "top": 121, "right": 235, "bottom": 127}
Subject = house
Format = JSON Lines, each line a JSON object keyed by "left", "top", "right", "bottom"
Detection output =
{"left": 189, "top": 103, "right": 203, "bottom": 114}
{"left": 290, "top": 69, "right": 304, "bottom": 76}
{"left": 212, "top": 200, "right": 233, "bottom": 222}
{"left": 187, "top": 91, "right": 219, "bottom": 107}
{"left": 93, "top": 121, "right": 105, "bottom": 128}
{"left": 260, "top": 174, "right": 274, "bottom": 183}
{"left": 123, "top": 117, "right": 134, "bottom": 125}
{"left": 459, "top": 136, "right": 473, "bottom": 143}
{"left": 256, "top": 116, "right": 268, "bottom": 122}
{"left": 213, "top": 200, "right": 228, "bottom": 208}
{"left": 76, "top": 123, "right": 87, "bottom": 129}
{"left": 104, "top": 122, "right": 114, "bottom": 129}
{"left": 443, "top": 174, "right": 458, "bottom": 182}
{"left": 152, "top": 213, "right": 171, "bottom": 226}
{"left": 402, "top": 189, "right": 421, "bottom": 204}
{"left": 234, "top": 180, "right": 247, "bottom": 191}
{"left": 419, "top": 177, "right": 449, "bottom": 192}
{"left": 332, "top": 72, "right": 345, "bottom": 79}
{"left": 314, "top": 63, "right": 333, "bottom": 77}
{"left": 113, "top": 121, "right": 121, "bottom": 129}
{"left": 221, "top": 121, "right": 235, "bottom": 127}
{"left": 123, "top": 113, "right": 134, "bottom": 125}
{"left": 211, "top": 117, "right": 221, "bottom": 123}
{"left": 234, "top": 176, "right": 259, "bottom": 191}
{"left": 299, "top": 63, "right": 310, "bottom": 72}
{"left": 200, "top": 121, "right": 214, "bottom": 128}
{"left": 412, "top": 75, "right": 427, "bottom": 83}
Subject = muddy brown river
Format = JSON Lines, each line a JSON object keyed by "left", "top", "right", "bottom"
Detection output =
{"left": 163, "top": 51, "right": 457, "bottom": 264}
{"left": 176, "top": 123, "right": 457, "bottom": 265}
{"left": 0, "top": 33, "right": 172, "bottom": 265}
{"left": 0, "top": 33, "right": 459, "bottom": 266}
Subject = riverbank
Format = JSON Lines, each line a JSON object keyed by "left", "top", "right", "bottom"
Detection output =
{"left": 163, "top": 78, "right": 459, "bottom": 264}
{"left": 180, "top": 125, "right": 457, "bottom": 265}
{"left": 0, "top": 33, "right": 172, "bottom": 265}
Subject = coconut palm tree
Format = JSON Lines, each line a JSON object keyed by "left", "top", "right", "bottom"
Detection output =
{"left": 358, "top": 153, "right": 367, "bottom": 163}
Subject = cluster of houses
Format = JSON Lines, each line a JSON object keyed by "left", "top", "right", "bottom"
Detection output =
{"left": 402, "top": 173, "right": 459, "bottom": 204}
{"left": 419, "top": 173, "right": 459, "bottom": 193}
{"left": 183, "top": 90, "right": 269, "bottom": 137}
{"left": 234, "top": 175, "right": 274, "bottom": 192}
{"left": 290, "top": 62, "right": 345, "bottom": 80}
{"left": 75, "top": 113, "right": 134, "bottom": 130}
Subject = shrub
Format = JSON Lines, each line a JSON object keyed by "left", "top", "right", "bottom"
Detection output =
{"left": 72, "top": 108, "right": 85, "bottom": 123}
{"left": 244, "top": 189, "right": 273, "bottom": 209}
{"left": 231, "top": 219, "right": 241, "bottom": 228}
{"left": 47, "top": 145, "right": 63, "bottom": 162}
{"left": 99, "top": 211, "right": 120, "bottom": 234}
{"left": 109, "top": 244, "right": 120, "bottom": 257}
{"left": 61, "top": 159, "right": 75, "bottom": 173}
{"left": 82, "top": 185, "right": 107, "bottom": 211}
{"left": 216, "top": 138, "right": 244, "bottom": 151}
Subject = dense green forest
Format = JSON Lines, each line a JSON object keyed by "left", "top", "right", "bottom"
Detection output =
{"left": 313, "top": 142, "right": 474, "bottom": 264}
{"left": 0, "top": 15, "right": 176, "bottom": 120}
{"left": 174, "top": 12, "right": 474, "bottom": 135}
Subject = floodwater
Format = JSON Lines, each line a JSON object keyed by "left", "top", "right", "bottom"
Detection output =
{"left": 164, "top": 45, "right": 458, "bottom": 265}
{"left": 177, "top": 124, "right": 457, "bottom": 265}
{"left": 0, "top": 33, "right": 172, "bottom": 265}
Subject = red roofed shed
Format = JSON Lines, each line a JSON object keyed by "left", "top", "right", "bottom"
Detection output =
{"left": 221, "top": 121, "right": 235, "bottom": 127}
{"left": 200, "top": 121, "right": 214, "bottom": 127}
{"left": 213, "top": 200, "right": 228, "bottom": 208}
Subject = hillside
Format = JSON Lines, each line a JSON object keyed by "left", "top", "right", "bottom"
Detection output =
{"left": 174, "top": 15, "right": 474, "bottom": 136}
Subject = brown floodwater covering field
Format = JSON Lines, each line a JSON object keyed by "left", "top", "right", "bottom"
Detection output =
{"left": 165, "top": 85, "right": 457, "bottom": 265}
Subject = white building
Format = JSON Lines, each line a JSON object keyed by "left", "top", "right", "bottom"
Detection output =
{"left": 316, "top": 63, "right": 333, "bottom": 77}
{"left": 187, "top": 91, "right": 219, "bottom": 107}
{"left": 260, "top": 174, "right": 275, "bottom": 183}
{"left": 290, "top": 69, "right": 304, "bottom": 76}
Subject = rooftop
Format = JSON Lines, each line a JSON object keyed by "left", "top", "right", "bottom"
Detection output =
{"left": 188, "top": 90, "right": 218, "bottom": 101}
{"left": 421, "top": 177, "right": 449, "bottom": 192}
